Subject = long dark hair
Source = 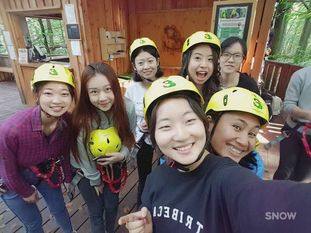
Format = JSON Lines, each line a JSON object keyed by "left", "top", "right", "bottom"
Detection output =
{"left": 131, "top": 45, "right": 164, "bottom": 81}
{"left": 179, "top": 43, "right": 220, "bottom": 107}
{"left": 71, "top": 62, "right": 135, "bottom": 161}
{"left": 147, "top": 93, "right": 210, "bottom": 152}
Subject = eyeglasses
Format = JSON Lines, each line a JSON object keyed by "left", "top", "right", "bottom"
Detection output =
{"left": 221, "top": 52, "right": 244, "bottom": 62}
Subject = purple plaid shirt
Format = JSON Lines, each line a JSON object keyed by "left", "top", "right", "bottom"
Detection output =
{"left": 0, "top": 106, "right": 73, "bottom": 197}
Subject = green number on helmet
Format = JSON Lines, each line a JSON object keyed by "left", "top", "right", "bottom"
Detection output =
{"left": 204, "top": 33, "right": 212, "bottom": 40}
{"left": 49, "top": 68, "right": 58, "bottom": 76}
{"left": 253, "top": 97, "right": 263, "bottom": 109}
{"left": 162, "top": 80, "right": 176, "bottom": 88}
{"left": 223, "top": 94, "right": 228, "bottom": 106}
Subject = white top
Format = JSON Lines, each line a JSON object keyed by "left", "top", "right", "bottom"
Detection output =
{"left": 125, "top": 81, "right": 152, "bottom": 145}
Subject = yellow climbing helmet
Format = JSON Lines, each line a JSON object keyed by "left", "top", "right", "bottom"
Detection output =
{"left": 205, "top": 87, "right": 269, "bottom": 126}
{"left": 182, "top": 31, "right": 221, "bottom": 54}
{"left": 88, "top": 127, "right": 122, "bottom": 157}
{"left": 32, "top": 63, "right": 75, "bottom": 88}
{"left": 144, "top": 75, "right": 203, "bottom": 121}
{"left": 129, "top": 37, "right": 158, "bottom": 59}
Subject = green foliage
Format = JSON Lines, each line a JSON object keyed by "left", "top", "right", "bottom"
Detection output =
{"left": 270, "top": 1, "right": 311, "bottom": 66}
{"left": 25, "top": 17, "right": 68, "bottom": 57}
{"left": 0, "top": 30, "right": 8, "bottom": 55}
{"left": 268, "top": 47, "right": 311, "bottom": 66}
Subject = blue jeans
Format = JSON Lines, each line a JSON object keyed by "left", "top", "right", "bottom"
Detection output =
{"left": 1, "top": 180, "right": 73, "bottom": 233}
{"left": 78, "top": 176, "right": 119, "bottom": 233}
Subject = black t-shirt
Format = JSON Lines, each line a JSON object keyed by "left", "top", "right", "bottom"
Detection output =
{"left": 142, "top": 154, "right": 311, "bottom": 233}
{"left": 238, "top": 72, "right": 260, "bottom": 95}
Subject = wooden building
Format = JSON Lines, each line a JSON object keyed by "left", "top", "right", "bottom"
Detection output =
{"left": 0, "top": 0, "right": 275, "bottom": 105}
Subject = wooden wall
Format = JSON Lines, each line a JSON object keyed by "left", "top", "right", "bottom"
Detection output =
{"left": 127, "top": 0, "right": 276, "bottom": 78}
{"left": 128, "top": 0, "right": 214, "bottom": 75}
{"left": 79, "top": 0, "right": 129, "bottom": 74}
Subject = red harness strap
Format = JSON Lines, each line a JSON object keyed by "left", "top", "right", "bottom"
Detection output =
{"left": 30, "top": 158, "right": 64, "bottom": 189}
{"left": 302, "top": 124, "right": 311, "bottom": 158}
{"left": 97, "top": 162, "right": 127, "bottom": 194}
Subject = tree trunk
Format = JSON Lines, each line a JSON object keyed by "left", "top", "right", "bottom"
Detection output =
{"left": 38, "top": 19, "right": 50, "bottom": 54}
{"left": 46, "top": 19, "right": 55, "bottom": 53}
{"left": 296, "top": 1, "right": 311, "bottom": 57}
{"left": 271, "top": 1, "right": 293, "bottom": 55}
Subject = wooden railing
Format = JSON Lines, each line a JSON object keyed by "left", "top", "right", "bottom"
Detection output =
{"left": 261, "top": 60, "right": 303, "bottom": 99}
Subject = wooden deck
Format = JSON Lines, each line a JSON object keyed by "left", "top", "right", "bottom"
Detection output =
{"left": 0, "top": 157, "right": 160, "bottom": 233}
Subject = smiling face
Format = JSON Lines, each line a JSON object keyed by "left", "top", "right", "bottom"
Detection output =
{"left": 133, "top": 51, "right": 159, "bottom": 83}
{"left": 219, "top": 42, "right": 244, "bottom": 75}
{"left": 154, "top": 98, "right": 206, "bottom": 165}
{"left": 187, "top": 44, "right": 214, "bottom": 91}
{"left": 209, "top": 111, "right": 260, "bottom": 162}
{"left": 87, "top": 73, "right": 115, "bottom": 112}
{"left": 38, "top": 82, "right": 72, "bottom": 117}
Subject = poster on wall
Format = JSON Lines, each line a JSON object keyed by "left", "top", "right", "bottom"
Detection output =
{"left": 211, "top": 0, "right": 256, "bottom": 44}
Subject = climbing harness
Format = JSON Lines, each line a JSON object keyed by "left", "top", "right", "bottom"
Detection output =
{"left": 302, "top": 124, "right": 311, "bottom": 157}
{"left": 97, "top": 162, "right": 127, "bottom": 193}
{"left": 30, "top": 157, "right": 64, "bottom": 189}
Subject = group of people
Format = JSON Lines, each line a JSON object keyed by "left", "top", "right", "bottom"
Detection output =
{"left": 0, "top": 29, "right": 310, "bottom": 233}
{"left": 0, "top": 61, "right": 136, "bottom": 233}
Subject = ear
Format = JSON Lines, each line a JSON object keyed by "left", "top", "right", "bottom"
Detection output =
{"left": 131, "top": 62, "right": 136, "bottom": 71}
{"left": 206, "top": 115, "right": 214, "bottom": 132}
{"left": 33, "top": 93, "right": 40, "bottom": 105}
{"left": 156, "top": 58, "right": 160, "bottom": 66}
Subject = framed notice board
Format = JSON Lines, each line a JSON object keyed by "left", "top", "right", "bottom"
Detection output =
{"left": 211, "top": 0, "right": 256, "bottom": 45}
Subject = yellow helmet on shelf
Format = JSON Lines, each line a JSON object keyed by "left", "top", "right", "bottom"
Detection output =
{"left": 32, "top": 63, "right": 75, "bottom": 88}
{"left": 205, "top": 87, "right": 269, "bottom": 126}
{"left": 88, "top": 127, "right": 122, "bottom": 157}
{"left": 144, "top": 75, "right": 203, "bottom": 121}
{"left": 182, "top": 31, "right": 221, "bottom": 54}
{"left": 129, "top": 37, "right": 158, "bottom": 59}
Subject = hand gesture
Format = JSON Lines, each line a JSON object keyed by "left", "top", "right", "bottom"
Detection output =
{"left": 95, "top": 152, "right": 125, "bottom": 166}
{"left": 94, "top": 183, "right": 105, "bottom": 196}
{"left": 118, "top": 207, "right": 153, "bottom": 233}
{"left": 64, "top": 182, "right": 75, "bottom": 201}
{"left": 138, "top": 121, "right": 149, "bottom": 133}
{"left": 23, "top": 190, "right": 39, "bottom": 203}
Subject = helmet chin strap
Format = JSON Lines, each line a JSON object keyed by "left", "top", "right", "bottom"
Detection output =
{"left": 143, "top": 77, "right": 154, "bottom": 83}
{"left": 174, "top": 148, "right": 208, "bottom": 172}
{"left": 40, "top": 107, "right": 60, "bottom": 120}
{"left": 37, "top": 99, "right": 60, "bottom": 120}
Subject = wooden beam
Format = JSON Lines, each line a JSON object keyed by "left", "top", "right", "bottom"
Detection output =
{"left": 242, "top": 0, "right": 264, "bottom": 75}
{"left": 0, "top": 0, "right": 26, "bottom": 103}
{"left": 250, "top": 0, "right": 276, "bottom": 79}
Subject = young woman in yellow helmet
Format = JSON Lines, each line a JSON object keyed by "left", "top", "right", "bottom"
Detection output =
{"left": 118, "top": 75, "right": 311, "bottom": 233}
{"left": 0, "top": 63, "right": 76, "bottom": 233}
{"left": 125, "top": 37, "right": 164, "bottom": 207}
{"left": 205, "top": 87, "right": 267, "bottom": 177}
{"left": 179, "top": 31, "right": 221, "bottom": 108}
{"left": 70, "top": 62, "right": 135, "bottom": 233}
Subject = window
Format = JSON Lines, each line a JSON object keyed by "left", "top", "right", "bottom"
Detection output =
{"left": 0, "top": 25, "right": 8, "bottom": 55}
{"left": 25, "top": 16, "right": 68, "bottom": 57}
